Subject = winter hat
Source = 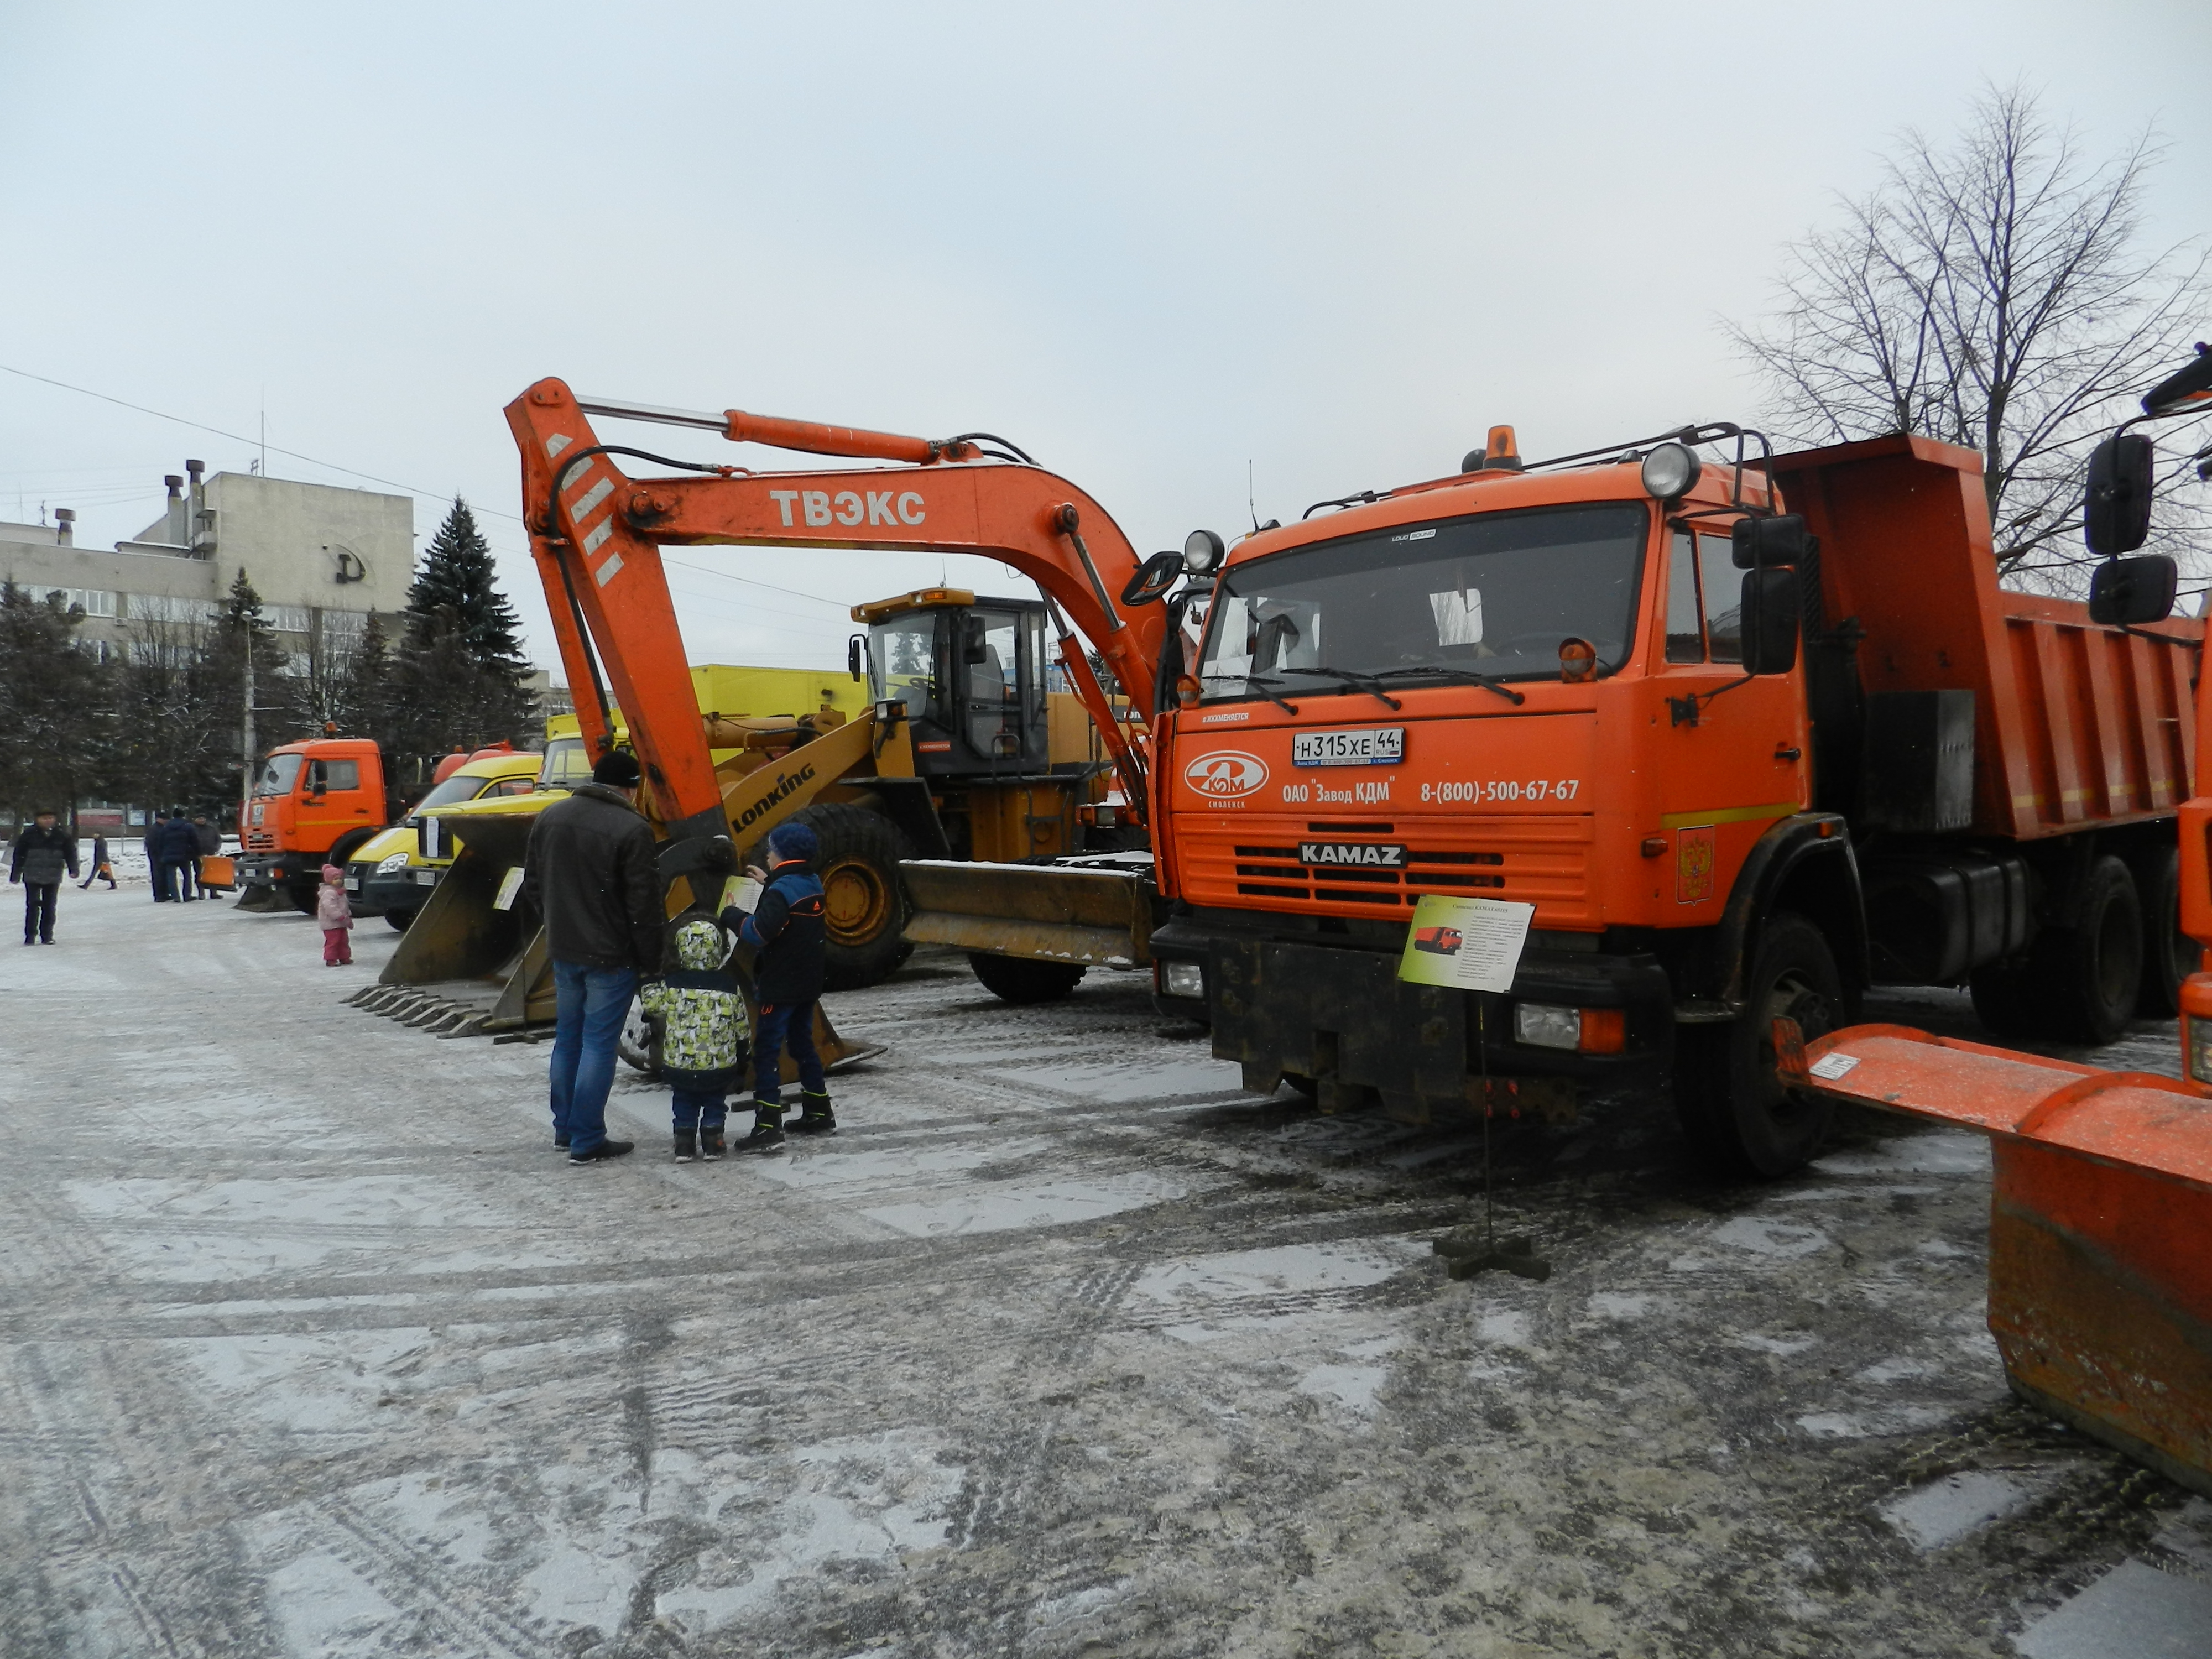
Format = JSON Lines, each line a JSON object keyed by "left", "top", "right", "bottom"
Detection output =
{"left": 766, "top": 822, "right": 818, "bottom": 864}
{"left": 592, "top": 750, "right": 643, "bottom": 788}
{"left": 322, "top": 864, "right": 344, "bottom": 880}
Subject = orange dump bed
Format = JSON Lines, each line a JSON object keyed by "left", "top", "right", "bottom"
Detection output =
{"left": 1774, "top": 435, "right": 2200, "bottom": 841}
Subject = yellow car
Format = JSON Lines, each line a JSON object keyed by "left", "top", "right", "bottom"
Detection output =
{"left": 344, "top": 748, "right": 546, "bottom": 928}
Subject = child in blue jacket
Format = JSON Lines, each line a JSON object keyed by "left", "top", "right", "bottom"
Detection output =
{"left": 721, "top": 821, "right": 832, "bottom": 1152}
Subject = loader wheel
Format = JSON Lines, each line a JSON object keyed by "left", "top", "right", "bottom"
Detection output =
{"left": 2133, "top": 846, "right": 2194, "bottom": 1019}
{"left": 966, "top": 953, "right": 1086, "bottom": 1004}
{"left": 784, "top": 804, "right": 915, "bottom": 991}
{"left": 1674, "top": 911, "right": 1841, "bottom": 1178}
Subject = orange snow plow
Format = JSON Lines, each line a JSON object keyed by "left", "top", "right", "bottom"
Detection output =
{"left": 1778, "top": 1021, "right": 2212, "bottom": 1496}
{"left": 1777, "top": 345, "right": 2212, "bottom": 1497}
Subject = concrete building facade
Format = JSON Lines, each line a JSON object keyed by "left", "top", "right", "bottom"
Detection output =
{"left": 0, "top": 461, "right": 414, "bottom": 666}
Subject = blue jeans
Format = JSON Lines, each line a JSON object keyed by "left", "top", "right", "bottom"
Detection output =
{"left": 550, "top": 961, "right": 638, "bottom": 1154}
{"left": 753, "top": 1000, "right": 825, "bottom": 1108}
{"left": 152, "top": 860, "right": 179, "bottom": 902}
{"left": 671, "top": 1087, "right": 727, "bottom": 1133}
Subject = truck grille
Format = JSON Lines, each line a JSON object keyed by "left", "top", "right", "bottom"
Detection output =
{"left": 1182, "top": 816, "right": 1593, "bottom": 924}
{"left": 244, "top": 829, "right": 276, "bottom": 852}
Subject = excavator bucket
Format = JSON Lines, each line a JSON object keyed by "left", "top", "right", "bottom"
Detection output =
{"left": 364, "top": 799, "right": 879, "bottom": 1073}
{"left": 1781, "top": 1021, "right": 2212, "bottom": 1497}
{"left": 900, "top": 857, "right": 1155, "bottom": 969}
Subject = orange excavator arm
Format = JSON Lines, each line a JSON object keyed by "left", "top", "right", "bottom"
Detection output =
{"left": 504, "top": 378, "right": 1164, "bottom": 847}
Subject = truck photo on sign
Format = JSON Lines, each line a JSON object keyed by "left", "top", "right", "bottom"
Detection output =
{"left": 1396, "top": 895, "right": 1535, "bottom": 993}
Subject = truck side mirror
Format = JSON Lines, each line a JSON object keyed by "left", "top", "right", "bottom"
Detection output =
{"left": 2087, "top": 554, "right": 2178, "bottom": 625}
{"left": 1120, "top": 550, "right": 1184, "bottom": 607}
{"left": 1740, "top": 568, "right": 1799, "bottom": 675}
{"left": 847, "top": 633, "right": 868, "bottom": 682}
{"left": 1731, "top": 513, "right": 1812, "bottom": 568}
{"left": 2085, "top": 434, "right": 2155, "bottom": 555}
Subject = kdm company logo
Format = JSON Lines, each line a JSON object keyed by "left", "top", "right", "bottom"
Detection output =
{"left": 1183, "top": 751, "right": 1267, "bottom": 798}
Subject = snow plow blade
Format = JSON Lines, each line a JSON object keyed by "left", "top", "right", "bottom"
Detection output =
{"left": 900, "top": 858, "right": 1154, "bottom": 968}
{"left": 1781, "top": 1021, "right": 2212, "bottom": 1497}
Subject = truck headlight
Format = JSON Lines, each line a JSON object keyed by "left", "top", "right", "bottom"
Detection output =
{"left": 1514, "top": 1003, "right": 1581, "bottom": 1050}
{"left": 377, "top": 852, "right": 410, "bottom": 874}
{"left": 1160, "top": 961, "right": 1205, "bottom": 999}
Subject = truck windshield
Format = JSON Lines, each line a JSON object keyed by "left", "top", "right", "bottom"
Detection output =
{"left": 1198, "top": 503, "right": 1648, "bottom": 699}
{"left": 538, "top": 738, "right": 590, "bottom": 790}
{"left": 253, "top": 753, "right": 305, "bottom": 797}
{"left": 414, "top": 773, "right": 491, "bottom": 812}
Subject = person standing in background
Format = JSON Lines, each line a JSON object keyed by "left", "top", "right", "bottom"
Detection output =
{"left": 192, "top": 813, "right": 221, "bottom": 898}
{"left": 9, "top": 810, "right": 79, "bottom": 944}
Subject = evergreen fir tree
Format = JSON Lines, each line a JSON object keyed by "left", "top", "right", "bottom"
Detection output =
{"left": 0, "top": 582, "right": 111, "bottom": 821}
{"left": 408, "top": 498, "right": 527, "bottom": 667}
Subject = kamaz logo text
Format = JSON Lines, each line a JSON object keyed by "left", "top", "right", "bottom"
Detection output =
{"left": 1183, "top": 751, "right": 1267, "bottom": 798}
{"left": 736, "top": 763, "right": 817, "bottom": 828}
{"left": 769, "top": 488, "right": 925, "bottom": 529}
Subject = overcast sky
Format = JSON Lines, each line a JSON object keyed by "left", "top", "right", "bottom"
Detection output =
{"left": 3, "top": 2, "right": 2206, "bottom": 679}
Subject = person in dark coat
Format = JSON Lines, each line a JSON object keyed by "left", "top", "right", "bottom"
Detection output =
{"left": 9, "top": 810, "right": 79, "bottom": 944}
{"left": 190, "top": 812, "right": 221, "bottom": 898}
{"left": 77, "top": 834, "right": 117, "bottom": 890}
{"left": 721, "top": 820, "right": 832, "bottom": 1151}
{"left": 520, "top": 750, "right": 665, "bottom": 1164}
{"left": 148, "top": 810, "right": 193, "bottom": 902}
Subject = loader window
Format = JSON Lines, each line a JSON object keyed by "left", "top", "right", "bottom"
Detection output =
{"left": 253, "top": 753, "right": 304, "bottom": 797}
{"left": 964, "top": 612, "right": 1021, "bottom": 755}
{"left": 538, "top": 737, "right": 592, "bottom": 790}
{"left": 1198, "top": 502, "right": 1648, "bottom": 697}
{"left": 871, "top": 613, "right": 942, "bottom": 723}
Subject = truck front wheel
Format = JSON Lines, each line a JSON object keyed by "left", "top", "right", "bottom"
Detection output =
{"left": 1676, "top": 911, "right": 1841, "bottom": 1177}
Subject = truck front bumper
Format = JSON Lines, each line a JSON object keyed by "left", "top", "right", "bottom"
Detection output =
{"left": 1152, "top": 914, "right": 1674, "bottom": 1123}
{"left": 237, "top": 853, "right": 311, "bottom": 893}
{"left": 346, "top": 867, "right": 440, "bottom": 917}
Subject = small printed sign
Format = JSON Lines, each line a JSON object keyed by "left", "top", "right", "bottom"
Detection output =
{"left": 724, "top": 875, "right": 763, "bottom": 914}
{"left": 492, "top": 866, "right": 525, "bottom": 912}
{"left": 1396, "top": 894, "right": 1535, "bottom": 993}
{"left": 1293, "top": 727, "right": 1405, "bottom": 768}
{"left": 1809, "top": 1052, "right": 1860, "bottom": 1081}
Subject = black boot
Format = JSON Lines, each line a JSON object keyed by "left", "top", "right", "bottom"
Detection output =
{"left": 674, "top": 1129, "right": 697, "bottom": 1163}
{"left": 699, "top": 1125, "right": 726, "bottom": 1161}
{"left": 738, "top": 1103, "right": 786, "bottom": 1154}
{"left": 788, "top": 1090, "right": 837, "bottom": 1135}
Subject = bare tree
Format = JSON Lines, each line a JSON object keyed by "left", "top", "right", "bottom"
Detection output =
{"left": 1729, "top": 85, "right": 2209, "bottom": 593}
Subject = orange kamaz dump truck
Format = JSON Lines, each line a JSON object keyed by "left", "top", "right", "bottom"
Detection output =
{"left": 1145, "top": 426, "right": 2202, "bottom": 1174}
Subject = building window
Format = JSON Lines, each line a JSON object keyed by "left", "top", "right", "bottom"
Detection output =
{"left": 124, "top": 593, "right": 217, "bottom": 624}
{"left": 39, "top": 587, "right": 117, "bottom": 617}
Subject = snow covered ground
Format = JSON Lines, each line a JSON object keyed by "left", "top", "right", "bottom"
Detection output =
{"left": 3, "top": 889, "right": 2208, "bottom": 1657}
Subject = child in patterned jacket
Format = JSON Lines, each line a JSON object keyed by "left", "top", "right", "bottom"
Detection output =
{"left": 640, "top": 914, "right": 753, "bottom": 1161}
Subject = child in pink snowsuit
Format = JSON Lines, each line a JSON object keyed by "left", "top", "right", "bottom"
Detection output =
{"left": 317, "top": 863, "right": 354, "bottom": 965}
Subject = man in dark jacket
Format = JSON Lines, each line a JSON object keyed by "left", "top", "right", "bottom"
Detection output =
{"left": 9, "top": 810, "right": 79, "bottom": 944}
{"left": 521, "top": 750, "right": 664, "bottom": 1164}
{"left": 721, "top": 820, "right": 831, "bottom": 1151}
{"left": 149, "top": 810, "right": 194, "bottom": 902}
{"left": 190, "top": 812, "right": 222, "bottom": 898}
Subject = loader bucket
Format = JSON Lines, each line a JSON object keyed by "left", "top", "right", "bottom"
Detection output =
{"left": 900, "top": 858, "right": 1153, "bottom": 968}
{"left": 379, "top": 807, "right": 540, "bottom": 992}
{"left": 1781, "top": 1021, "right": 2212, "bottom": 1497}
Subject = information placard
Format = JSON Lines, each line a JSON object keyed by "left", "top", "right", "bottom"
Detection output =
{"left": 492, "top": 866, "right": 526, "bottom": 912}
{"left": 1396, "top": 894, "right": 1535, "bottom": 993}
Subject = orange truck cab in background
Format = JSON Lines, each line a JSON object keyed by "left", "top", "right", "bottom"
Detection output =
{"left": 1146, "top": 427, "right": 2201, "bottom": 1176}
{"left": 237, "top": 738, "right": 394, "bottom": 911}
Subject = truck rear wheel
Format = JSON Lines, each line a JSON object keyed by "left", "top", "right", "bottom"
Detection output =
{"left": 782, "top": 804, "right": 916, "bottom": 992}
{"left": 1675, "top": 911, "right": 1841, "bottom": 1177}
{"left": 2133, "top": 846, "right": 2192, "bottom": 1019}
{"left": 1975, "top": 855, "right": 2142, "bottom": 1044}
{"left": 966, "top": 953, "right": 1086, "bottom": 1004}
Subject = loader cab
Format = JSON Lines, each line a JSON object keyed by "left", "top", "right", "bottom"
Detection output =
{"left": 855, "top": 589, "right": 1050, "bottom": 777}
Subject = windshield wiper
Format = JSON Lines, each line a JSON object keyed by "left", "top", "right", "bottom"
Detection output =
{"left": 1369, "top": 665, "right": 1527, "bottom": 705}
{"left": 1272, "top": 666, "right": 1404, "bottom": 711}
{"left": 1235, "top": 674, "right": 1302, "bottom": 716}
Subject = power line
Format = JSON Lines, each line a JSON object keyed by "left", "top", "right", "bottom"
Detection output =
{"left": 0, "top": 361, "right": 523, "bottom": 523}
